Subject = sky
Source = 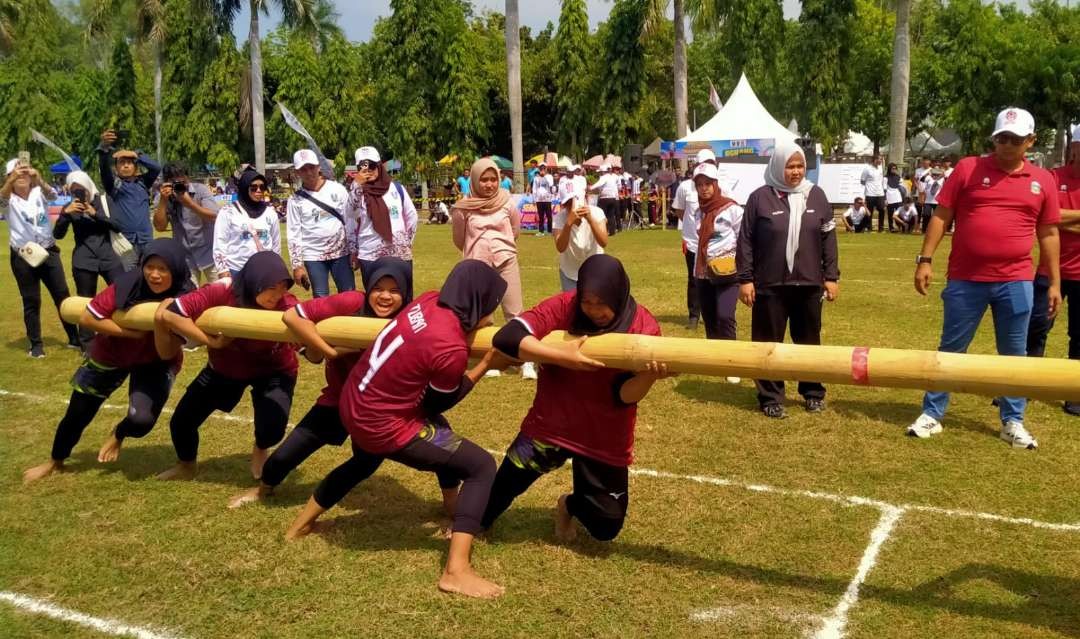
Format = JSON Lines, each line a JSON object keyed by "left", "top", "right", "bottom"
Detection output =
{"left": 233, "top": 0, "right": 807, "bottom": 43}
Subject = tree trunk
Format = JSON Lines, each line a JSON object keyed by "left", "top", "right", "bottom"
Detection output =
{"left": 887, "top": 0, "right": 911, "bottom": 167}
{"left": 154, "top": 42, "right": 162, "bottom": 163}
{"left": 674, "top": 0, "right": 688, "bottom": 173}
{"left": 249, "top": 0, "right": 266, "bottom": 174}
{"left": 1053, "top": 114, "right": 1067, "bottom": 167}
{"left": 506, "top": 0, "right": 524, "bottom": 192}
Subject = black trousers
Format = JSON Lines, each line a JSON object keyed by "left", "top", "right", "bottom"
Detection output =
{"left": 847, "top": 216, "right": 872, "bottom": 233}
{"left": 168, "top": 366, "right": 295, "bottom": 462}
{"left": 751, "top": 285, "right": 826, "bottom": 407}
{"left": 696, "top": 278, "right": 739, "bottom": 340}
{"left": 865, "top": 196, "right": 887, "bottom": 231}
{"left": 259, "top": 403, "right": 348, "bottom": 488}
{"left": 313, "top": 421, "right": 492, "bottom": 535}
{"left": 684, "top": 250, "right": 701, "bottom": 321}
{"left": 885, "top": 202, "right": 900, "bottom": 231}
{"left": 481, "top": 433, "right": 628, "bottom": 541}
{"left": 920, "top": 203, "right": 936, "bottom": 233}
{"left": 10, "top": 247, "right": 79, "bottom": 349}
{"left": 1027, "top": 275, "right": 1080, "bottom": 359}
{"left": 73, "top": 265, "right": 123, "bottom": 349}
{"left": 51, "top": 361, "right": 174, "bottom": 461}
{"left": 535, "top": 201, "right": 552, "bottom": 234}
{"left": 599, "top": 197, "right": 619, "bottom": 236}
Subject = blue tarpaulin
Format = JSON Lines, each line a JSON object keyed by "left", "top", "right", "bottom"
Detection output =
{"left": 49, "top": 155, "right": 82, "bottom": 174}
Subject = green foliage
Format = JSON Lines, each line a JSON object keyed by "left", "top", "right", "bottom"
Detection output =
{"left": 554, "top": 0, "right": 592, "bottom": 154}
{"left": 106, "top": 37, "right": 139, "bottom": 136}
{"left": 593, "top": 0, "right": 648, "bottom": 151}
{"left": 794, "top": 0, "right": 856, "bottom": 151}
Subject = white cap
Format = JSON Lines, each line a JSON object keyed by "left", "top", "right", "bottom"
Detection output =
{"left": 695, "top": 149, "right": 717, "bottom": 164}
{"left": 599, "top": 164, "right": 610, "bottom": 172}
{"left": 992, "top": 107, "right": 1035, "bottom": 138}
{"left": 292, "top": 149, "right": 319, "bottom": 170}
{"left": 570, "top": 164, "right": 581, "bottom": 172}
{"left": 354, "top": 146, "right": 381, "bottom": 164}
{"left": 693, "top": 163, "right": 720, "bottom": 182}
{"left": 5, "top": 159, "right": 17, "bottom": 175}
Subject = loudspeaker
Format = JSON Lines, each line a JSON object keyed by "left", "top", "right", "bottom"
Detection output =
{"left": 623, "top": 144, "right": 643, "bottom": 174}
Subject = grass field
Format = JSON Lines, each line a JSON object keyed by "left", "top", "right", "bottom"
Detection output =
{"left": 2, "top": 222, "right": 1079, "bottom": 639}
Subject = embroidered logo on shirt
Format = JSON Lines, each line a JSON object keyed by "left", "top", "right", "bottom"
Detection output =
{"left": 770, "top": 210, "right": 785, "bottom": 216}
{"left": 1031, "top": 181, "right": 1041, "bottom": 195}
{"left": 982, "top": 177, "right": 991, "bottom": 187}
{"left": 1062, "top": 184, "right": 1069, "bottom": 192}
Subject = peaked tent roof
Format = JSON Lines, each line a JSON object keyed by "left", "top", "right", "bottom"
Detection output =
{"left": 679, "top": 73, "right": 798, "bottom": 144}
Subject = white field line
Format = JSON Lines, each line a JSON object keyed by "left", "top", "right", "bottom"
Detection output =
{"left": 4, "top": 387, "right": 1080, "bottom": 533}
{"left": 810, "top": 506, "right": 905, "bottom": 639}
{"left": 689, "top": 603, "right": 822, "bottom": 627}
{"left": 0, "top": 591, "right": 185, "bottom": 639}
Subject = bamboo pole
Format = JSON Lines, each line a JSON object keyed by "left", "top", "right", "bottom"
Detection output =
{"left": 59, "top": 297, "right": 1080, "bottom": 401}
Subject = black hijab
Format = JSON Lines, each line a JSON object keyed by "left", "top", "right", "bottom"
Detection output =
{"left": 437, "top": 259, "right": 507, "bottom": 332}
{"left": 571, "top": 254, "right": 638, "bottom": 336}
{"left": 360, "top": 256, "right": 413, "bottom": 318}
{"left": 114, "top": 238, "right": 194, "bottom": 310}
{"left": 236, "top": 167, "right": 269, "bottom": 218}
{"left": 231, "top": 251, "right": 293, "bottom": 308}
{"left": 886, "top": 164, "right": 902, "bottom": 189}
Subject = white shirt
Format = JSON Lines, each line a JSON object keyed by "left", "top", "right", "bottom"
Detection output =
{"left": 632, "top": 177, "right": 643, "bottom": 197}
{"left": 530, "top": 174, "right": 554, "bottom": 202}
{"left": 553, "top": 204, "right": 606, "bottom": 280}
{"left": 860, "top": 164, "right": 885, "bottom": 197}
{"left": 213, "top": 202, "right": 281, "bottom": 274}
{"left": 689, "top": 200, "right": 744, "bottom": 261}
{"left": 896, "top": 203, "right": 918, "bottom": 220}
{"left": 674, "top": 180, "right": 699, "bottom": 245}
{"left": 845, "top": 205, "right": 869, "bottom": 224}
{"left": 345, "top": 181, "right": 417, "bottom": 261}
{"left": 590, "top": 173, "right": 620, "bottom": 199}
{"left": 285, "top": 179, "right": 349, "bottom": 268}
{"left": 923, "top": 176, "right": 945, "bottom": 205}
{"left": 3, "top": 186, "right": 55, "bottom": 249}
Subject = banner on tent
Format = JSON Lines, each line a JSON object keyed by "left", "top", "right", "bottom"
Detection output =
{"left": 660, "top": 139, "right": 777, "bottom": 160}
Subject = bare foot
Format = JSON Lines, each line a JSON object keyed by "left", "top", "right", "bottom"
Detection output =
{"left": 23, "top": 460, "right": 63, "bottom": 484}
{"left": 438, "top": 567, "right": 505, "bottom": 599}
{"left": 250, "top": 445, "right": 269, "bottom": 480}
{"left": 156, "top": 462, "right": 196, "bottom": 481}
{"left": 228, "top": 484, "right": 272, "bottom": 509}
{"left": 554, "top": 494, "right": 577, "bottom": 542}
{"left": 285, "top": 519, "right": 329, "bottom": 541}
{"left": 97, "top": 434, "right": 123, "bottom": 463}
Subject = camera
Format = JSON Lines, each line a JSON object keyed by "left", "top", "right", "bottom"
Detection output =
{"left": 171, "top": 181, "right": 188, "bottom": 196}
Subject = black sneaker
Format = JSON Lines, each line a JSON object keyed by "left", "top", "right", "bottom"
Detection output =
{"left": 805, "top": 398, "right": 826, "bottom": 413}
{"left": 28, "top": 345, "right": 45, "bottom": 359}
{"left": 65, "top": 340, "right": 81, "bottom": 350}
{"left": 1064, "top": 401, "right": 1080, "bottom": 417}
{"left": 762, "top": 404, "right": 787, "bottom": 419}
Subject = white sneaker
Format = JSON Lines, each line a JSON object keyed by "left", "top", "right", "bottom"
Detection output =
{"left": 906, "top": 414, "right": 942, "bottom": 439}
{"left": 484, "top": 369, "right": 502, "bottom": 378}
{"left": 521, "top": 361, "right": 538, "bottom": 380}
{"left": 725, "top": 376, "right": 741, "bottom": 384}
{"left": 1001, "top": 421, "right": 1038, "bottom": 450}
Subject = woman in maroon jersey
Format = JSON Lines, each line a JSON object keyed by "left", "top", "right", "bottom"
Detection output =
{"left": 157, "top": 251, "right": 299, "bottom": 481}
{"left": 285, "top": 259, "right": 511, "bottom": 599}
{"left": 23, "top": 239, "right": 193, "bottom": 484}
{"left": 483, "top": 254, "right": 673, "bottom": 542}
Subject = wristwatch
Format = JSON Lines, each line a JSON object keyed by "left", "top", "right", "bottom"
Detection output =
{"left": 915, "top": 255, "right": 932, "bottom": 265}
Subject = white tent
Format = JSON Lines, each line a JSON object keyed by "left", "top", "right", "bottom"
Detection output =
{"left": 844, "top": 131, "right": 875, "bottom": 155}
{"left": 680, "top": 73, "right": 798, "bottom": 144}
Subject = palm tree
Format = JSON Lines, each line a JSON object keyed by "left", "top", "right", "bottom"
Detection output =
{"left": 644, "top": 0, "right": 688, "bottom": 142}
{"left": 213, "top": 0, "right": 318, "bottom": 173}
{"left": 887, "top": 0, "right": 911, "bottom": 166}
{"left": 293, "top": 0, "right": 342, "bottom": 53}
{"left": 506, "top": 0, "right": 524, "bottom": 191}
{"left": 1, "top": 0, "right": 47, "bottom": 56}
{"left": 88, "top": 0, "right": 166, "bottom": 162}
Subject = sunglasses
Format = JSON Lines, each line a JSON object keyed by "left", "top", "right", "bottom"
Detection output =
{"left": 248, "top": 183, "right": 268, "bottom": 192}
{"left": 993, "top": 133, "right": 1029, "bottom": 146}
{"left": 358, "top": 161, "right": 378, "bottom": 171}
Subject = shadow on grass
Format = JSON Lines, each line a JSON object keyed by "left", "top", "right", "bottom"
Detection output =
{"left": 69, "top": 445, "right": 270, "bottom": 488}
{"left": 5, "top": 335, "right": 71, "bottom": 353}
{"left": 673, "top": 378, "right": 759, "bottom": 411}
{"left": 829, "top": 398, "right": 1002, "bottom": 439}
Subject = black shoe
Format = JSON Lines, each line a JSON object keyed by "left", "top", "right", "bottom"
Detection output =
{"left": 65, "top": 340, "right": 81, "bottom": 350}
{"left": 1064, "top": 401, "right": 1080, "bottom": 417}
{"left": 762, "top": 404, "right": 787, "bottom": 419}
{"left": 28, "top": 345, "right": 45, "bottom": 359}
{"left": 687, "top": 317, "right": 699, "bottom": 330}
{"left": 805, "top": 398, "right": 826, "bottom": 413}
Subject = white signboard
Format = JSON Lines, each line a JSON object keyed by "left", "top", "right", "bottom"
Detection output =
{"left": 817, "top": 164, "right": 867, "bottom": 204}
{"left": 713, "top": 163, "right": 767, "bottom": 205}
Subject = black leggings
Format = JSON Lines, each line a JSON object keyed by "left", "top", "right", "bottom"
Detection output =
{"left": 481, "top": 434, "right": 629, "bottom": 541}
{"left": 259, "top": 403, "right": 347, "bottom": 488}
{"left": 51, "top": 363, "right": 174, "bottom": 461}
{"left": 73, "top": 266, "right": 122, "bottom": 348}
{"left": 536, "top": 201, "right": 552, "bottom": 234}
{"left": 313, "top": 424, "right": 493, "bottom": 535}
{"left": 168, "top": 366, "right": 295, "bottom": 462}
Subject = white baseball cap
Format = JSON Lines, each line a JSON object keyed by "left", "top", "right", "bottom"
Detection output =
{"left": 693, "top": 163, "right": 720, "bottom": 182}
{"left": 599, "top": 164, "right": 610, "bottom": 172}
{"left": 992, "top": 107, "right": 1035, "bottom": 138}
{"left": 292, "top": 149, "right": 319, "bottom": 170}
{"left": 354, "top": 146, "right": 381, "bottom": 164}
{"left": 695, "top": 149, "right": 717, "bottom": 164}
{"left": 5, "top": 158, "right": 17, "bottom": 175}
{"left": 570, "top": 164, "right": 581, "bottom": 172}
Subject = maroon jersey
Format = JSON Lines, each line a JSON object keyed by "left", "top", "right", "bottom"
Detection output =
{"left": 173, "top": 280, "right": 299, "bottom": 380}
{"left": 339, "top": 292, "right": 469, "bottom": 455}
{"left": 86, "top": 284, "right": 180, "bottom": 371}
{"left": 515, "top": 292, "right": 661, "bottom": 467}
{"left": 295, "top": 290, "right": 368, "bottom": 407}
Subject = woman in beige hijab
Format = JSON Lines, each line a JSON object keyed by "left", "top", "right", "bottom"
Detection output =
{"left": 452, "top": 158, "right": 533, "bottom": 378}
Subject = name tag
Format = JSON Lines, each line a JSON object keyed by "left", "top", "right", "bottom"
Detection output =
{"left": 770, "top": 210, "right": 785, "bottom": 216}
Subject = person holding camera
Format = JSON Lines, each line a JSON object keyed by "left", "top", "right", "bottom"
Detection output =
{"left": 286, "top": 149, "right": 352, "bottom": 298}
{"left": 97, "top": 129, "right": 161, "bottom": 266}
{"left": 345, "top": 146, "right": 416, "bottom": 295}
{"left": 153, "top": 162, "right": 220, "bottom": 286}
{"left": 53, "top": 171, "right": 125, "bottom": 350}
{"left": 2, "top": 158, "right": 81, "bottom": 357}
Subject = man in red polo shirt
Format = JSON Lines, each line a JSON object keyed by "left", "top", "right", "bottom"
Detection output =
{"left": 909, "top": 107, "right": 1061, "bottom": 449}
{"left": 1026, "top": 124, "right": 1080, "bottom": 416}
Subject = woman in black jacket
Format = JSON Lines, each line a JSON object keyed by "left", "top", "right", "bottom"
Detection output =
{"left": 736, "top": 141, "right": 840, "bottom": 419}
{"left": 54, "top": 171, "right": 125, "bottom": 349}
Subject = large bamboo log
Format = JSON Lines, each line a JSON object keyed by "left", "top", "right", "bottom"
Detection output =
{"left": 59, "top": 297, "right": 1080, "bottom": 400}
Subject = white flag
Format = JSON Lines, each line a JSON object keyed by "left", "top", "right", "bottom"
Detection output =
{"left": 277, "top": 102, "right": 335, "bottom": 179}
{"left": 708, "top": 81, "right": 723, "bottom": 112}
{"left": 30, "top": 129, "right": 79, "bottom": 173}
